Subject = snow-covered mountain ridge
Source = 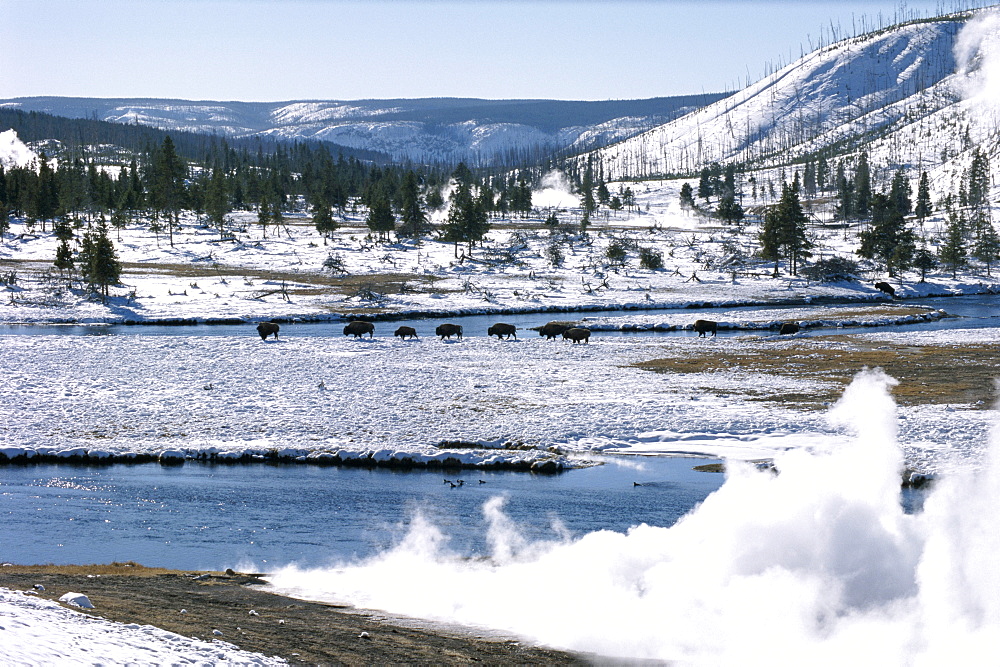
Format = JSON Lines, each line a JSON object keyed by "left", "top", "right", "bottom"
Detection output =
{"left": 590, "top": 11, "right": 1000, "bottom": 184}
{"left": 0, "top": 95, "right": 727, "bottom": 165}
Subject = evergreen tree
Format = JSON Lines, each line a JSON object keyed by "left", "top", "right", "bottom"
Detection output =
{"left": 397, "top": 170, "right": 427, "bottom": 238}
{"left": 817, "top": 156, "right": 829, "bottom": 192}
{"left": 888, "top": 168, "right": 912, "bottom": 216}
{"left": 835, "top": 162, "right": 854, "bottom": 220}
{"left": 858, "top": 192, "right": 915, "bottom": 276}
{"left": 973, "top": 221, "right": 1000, "bottom": 276}
{"left": 34, "top": 152, "right": 59, "bottom": 231}
{"left": 257, "top": 199, "right": 271, "bottom": 239}
{"left": 716, "top": 191, "right": 744, "bottom": 224}
{"left": 204, "top": 166, "right": 230, "bottom": 239}
{"left": 913, "top": 243, "right": 937, "bottom": 282}
{"left": 853, "top": 152, "right": 872, "bottom": 219}
{"left": 914, "top": 171, "right": 932, "bottom": 222}
{"left": 759, "top": 182, "right": 812, "bottom": 275}
{"left": 365, "top": 195, "right": 395, "bottom": 242}
{"left": 679, "top": 182, "right": 695, "bottom": 208}
{"left": 313, "top": 199, "right": 338, "bottom": 238}
{"left": 939, "top": 208, "right": 966, "bottom": 278}
{"left": 697, "top": 167, "right": 712, "bottom": 202}
{"left": 78, "top": 218, "right": 121, "bottom": 303}
{"left": 149, "top": 136, "right": 187, "bottom": 246}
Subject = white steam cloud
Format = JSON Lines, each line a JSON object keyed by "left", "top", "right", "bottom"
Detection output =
{"left": 532, "top": 171, "right": 580, "bottom": 210}
{"left": 269, "top": 369, "right": 1000, "bottom": 663}
{"left": 954, "top": 9, "right": 1000, "bottom": 105}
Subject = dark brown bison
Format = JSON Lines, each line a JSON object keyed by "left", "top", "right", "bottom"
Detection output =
{"left": 693, "top": 319, "right": 717, "bottom": 337}
{"left": 343, "top": 320, "right": 375, "bottom": 338}
{"left": 563, "top": 327, "right": 591, "bottom": 344}
{"left": 436, "top": 323, "right": 463, "bottom": 340}
{"left": 874, "top": 281, "right": 896, "bottom": 297}
{"left": 394, "top": 326, "right": 418, "bottom": 340}
{"left": 256, "top": 322, "right": 280, "bottom": 340}
{"left": 538, "top": 321, "right": 573, "bottom": 340}
{"left": 488, "top": 323, "right": 517, "bottom": 340}
{"left": 779, "top": 322, "right": 800, "bottom": 335}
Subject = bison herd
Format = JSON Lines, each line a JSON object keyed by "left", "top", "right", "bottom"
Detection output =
{"left": 256, "top": 318, "right": 805, "bottom": 342}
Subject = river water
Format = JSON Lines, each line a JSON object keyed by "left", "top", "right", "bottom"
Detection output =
{"left": 2, "top": 293, "right": 999, "bottom": 338}
{"left": 1, "top": 457, "right": 726, "bottom": 571}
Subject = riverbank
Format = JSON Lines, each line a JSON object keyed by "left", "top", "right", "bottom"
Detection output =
{"left": 0, "top": 563, "right": 583, "bottom": 665}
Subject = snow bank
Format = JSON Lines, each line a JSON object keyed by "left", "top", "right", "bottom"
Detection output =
{"left": 0, "top": 588, "right": 285, "bottom": 665}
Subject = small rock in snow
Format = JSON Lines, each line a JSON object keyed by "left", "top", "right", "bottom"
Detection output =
{"left": 32, "top": 583, "right": 45, "bottom": 591}
{"left": 249, "top": 609, "right": 259, "bottom": 616}
{"left": 180, "top": 609, "right": 187, "bottom": 614}
{"left": 213, "top": 629, "right": 224, "bottom": 636}
{"left": 359, "top": 631, "right": 370, "bottom": 639}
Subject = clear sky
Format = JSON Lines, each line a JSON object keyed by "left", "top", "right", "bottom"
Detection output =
{"left": 0, "top": 0, "right": 975, "bottom": 102}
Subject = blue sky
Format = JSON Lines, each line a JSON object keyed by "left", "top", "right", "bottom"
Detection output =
{"left": 0, "top": 0, "right": 968, "bottom": 102}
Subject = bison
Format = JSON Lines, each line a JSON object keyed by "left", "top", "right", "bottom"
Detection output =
{"left": 488, "top": 323, "right": 517, "bottom": 340}
{"left": 693, "top": 319, "right": 717, "bottom": 337}
{"left": 394, "top": 326, "right": 418, "bottom": 340}
{"left": 563, "top": 327, "right": 591, "bottom": 344}
{"left": 343, "top": 320, "right": 375, "bottom": 338}
{"left": 256, "top": 322, "right": 280, "bottom": 340}
{"left": 538, "top": 321, "right": 573, "bottom": 340}
{"left": 779, "top": 322, "right": 800, "bottom": 335}
{"left": 874, "top": 281, "right": 896, "bottom": 297}
{"left": 436, "top": 323, "right": 463, "bottom": 340}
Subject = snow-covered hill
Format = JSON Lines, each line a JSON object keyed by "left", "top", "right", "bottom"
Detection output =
{"left": 590, "top": 10, "right": 1000, "bottom": 187}
{"left": 0, "top": 95, "right": 727, "bottom": 165}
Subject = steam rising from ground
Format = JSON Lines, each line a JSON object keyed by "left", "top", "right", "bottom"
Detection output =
{"left": 270, "top": 370, "right": 1000, "bottom": 663}
{"left": 955, "top": 9, "right": 1000, "bottom": 106}
{"left": 532, "top": 171, "right": 580, "bottom": 209}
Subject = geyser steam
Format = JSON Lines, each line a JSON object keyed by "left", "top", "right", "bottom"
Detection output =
{"left": 270, "top": 369, "right": 1000, "bottom": 663}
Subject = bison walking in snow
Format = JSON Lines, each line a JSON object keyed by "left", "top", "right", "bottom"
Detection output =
{"left": 436, "top": 323, "right": 463, "bottom": 340}
{"left": 874, "top": 281, "right": 896, "bottom": 297}
{"left": 538, "top": 321, "right": 573, "bottom": 340}
{"left": 256, "top": 322, "right": 280, "bottom": 340}
{"left": 343, "top": 321, "right": 375, "bottom": 338}
{"left": 563, "top": 327, "right": 591, "bottom": 344}
{"left": 394, "top": 326, "right": 418, "bottom": 340}
{"left": 488, "top": 323, "right": 517, "bottom": 340}
{"left": 779, "top": 322, "right": 800, "bottom": 335}
{"left": 693, "top": 319, "right": 717, "bottom": 337}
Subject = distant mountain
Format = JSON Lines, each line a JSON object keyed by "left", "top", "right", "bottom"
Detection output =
{"left": 588, "top": 11, "right": 999, "bottom": 187}
{"left": 0, "top": 95, "right": 731, "bottom": 166}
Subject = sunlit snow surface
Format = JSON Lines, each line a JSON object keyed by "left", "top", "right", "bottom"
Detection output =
{"left": 0, "top": 588, "right": 284, "bottom": 665}
{"left": 269, "top": 370, "right": 1000, "bottom": 664}
{"left": 0, "top": 331, "right": 992, "bottom": 468}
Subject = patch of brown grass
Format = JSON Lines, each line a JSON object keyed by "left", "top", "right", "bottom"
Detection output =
{"left": 635, "top": 336, "right": 1000, "bottom": 410}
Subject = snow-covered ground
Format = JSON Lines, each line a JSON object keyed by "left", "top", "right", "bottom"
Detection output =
{"left": 0, "top": 588, "right": 285, "bottom": 665}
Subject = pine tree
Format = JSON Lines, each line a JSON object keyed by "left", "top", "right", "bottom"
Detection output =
{"left": 973, "top": 221, "right": 1000, "bottom": 276}
{"left": 853, "top": 152, "right": 872, "bottom": 219}
{"left": 78, "top": 218, "right": 121, "bottom": 303}
{"left": 397, "top": 170, "right": 427, "bottom": 238}
{"left": 939, "top": 208, "right": 966, "bottom": 279}
{"left": 697, "top": 167, "right": 712, "bottom": 202}
{"left": 913, "top": 243, "right": 937, "bottom": 283}
{"left": 679, "top": 182, "right": 695, "bottom": 208}
{"left": 204, "top": 166, "right": 230, "bottom": 239}
{"left": 759, "top": 182, "right": 812, "bottom": 275}
{"left": 888, "top": 168, "right": 912, "bottom": 216}
{"left": 149, "top": 136, "right": 187, "bottom": 247}
{"left": 313, "top": 199, "right": 338, "bottom": 238}
{"left": 858, "top": 193, "right": 915, "bottom": 276}
{"left": 914, "top": 171, "right": 932, "bottom": 222}
{"left": 365, "top": 195, "right": 395, "bottom": 243}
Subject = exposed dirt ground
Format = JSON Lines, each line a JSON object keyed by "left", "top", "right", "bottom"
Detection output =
{"left": 0, "top": 563, "right": 585, "bottom": 665}
{"left": 635, "top": 335, "right": 1000, "bottom": 410}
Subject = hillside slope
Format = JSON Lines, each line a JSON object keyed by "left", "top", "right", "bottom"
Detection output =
{"left": 591, "top": 12, "right": 1000, "bottom": 186}
{"left": 0, "top": 95, "right": 728, "bottom": 165}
